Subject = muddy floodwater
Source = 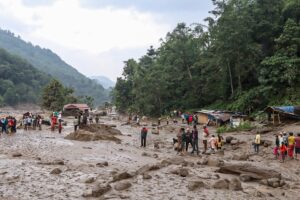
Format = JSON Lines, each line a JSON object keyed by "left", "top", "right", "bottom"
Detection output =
{"left": 0, "top": 114, "right": 300, "bottom": 200}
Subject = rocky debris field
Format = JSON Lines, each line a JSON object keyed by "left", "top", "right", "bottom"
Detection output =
{"left": 0, "top": 115, "right": 300, "bottom": 200}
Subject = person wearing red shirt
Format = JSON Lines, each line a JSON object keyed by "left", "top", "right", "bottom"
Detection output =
{"left": 279, "top": 142, "right": 287, "bottom": 163}
{"left": 295, "top": 133, "right": 300, "bottom": 159}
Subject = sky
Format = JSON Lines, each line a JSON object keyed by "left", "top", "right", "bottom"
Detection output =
{"left": 0, "top": 0, "right": 214, "bottom": 81}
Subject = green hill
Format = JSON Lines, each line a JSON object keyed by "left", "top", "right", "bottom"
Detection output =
{"left": 0, "top": 29, "right": 109, "bottom": 105}
{"left": 0, "top": 48, "right": 51, "bottom": 106}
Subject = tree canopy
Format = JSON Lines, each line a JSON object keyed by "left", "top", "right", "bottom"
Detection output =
{"left": 113, "top": 0, "right": 300, "bottom": 116}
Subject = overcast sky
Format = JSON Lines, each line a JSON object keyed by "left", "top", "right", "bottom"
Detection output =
{"left": 0, "top": 0, "right": 214, "bottom": 81}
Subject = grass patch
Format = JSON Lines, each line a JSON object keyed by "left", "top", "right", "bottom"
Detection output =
{"left": 216, "top": 121, "right": 255, "bottom": 134}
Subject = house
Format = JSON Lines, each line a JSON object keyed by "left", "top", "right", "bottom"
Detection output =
{"left": 195, "top": 110, "right": 246, "bottom": 127}
{"left": 63, "top": 104, "right": 90, "bottom": 113}
{"left": 264, "top": 106, "right": 300, "bottom": 124}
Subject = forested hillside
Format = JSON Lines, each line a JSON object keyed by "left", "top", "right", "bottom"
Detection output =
{"left": 0, "top": 48, "right": 51, "bottom": 106}
{"left": 0, "top": 29, "right": 109, "bottom": 105}
{"left": 113, "top": 0, "right": 300, "bottom": 116}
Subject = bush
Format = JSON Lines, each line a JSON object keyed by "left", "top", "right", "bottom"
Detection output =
{"left": 216, "top": 121, "right": 255, "bottom": 134}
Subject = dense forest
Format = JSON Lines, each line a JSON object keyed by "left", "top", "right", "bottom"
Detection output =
{"left": 0, "top": 48, "right": 51, "bottom": 106}
{"left": 113, "top": 0, "right": 300, "bottom": 116}
{"left": 0, "top": 29, "right": 110, "bottom": 105}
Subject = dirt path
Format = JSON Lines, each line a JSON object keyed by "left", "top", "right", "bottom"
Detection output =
{"left": 0, "top": 115, "right": 299, "bottom": 200}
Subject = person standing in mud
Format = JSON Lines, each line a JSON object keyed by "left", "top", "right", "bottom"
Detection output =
{"left": 254, "top": 132, "right": 261, "bottom": 153}
{"left": 191, "top": 125, "right": 199, "bottom": 155}
{"left": 140, "top": 126, "right": 148, "bottom": 147}
{"left": 287, "top": 132, "right": 295, "bottom": 159}
{"left": 294, "top": 133, "right": 300, "bottom": 159}
{"left": 202, "top": 125, "right": 209, "bottom": 153}
{"left": 58, "top": 119, "right": 62, "bottom": 134}
{"left": 1, "top": 118, "right": 7, "bottom": 133}
{"left": 181, "top": 128, "right": 187, "bottom": 154}
{"left": 280, "top": 142, "right": 287, "bottom": 162}
{"left": 73, "top": 116, "right": 79, "bottom": 132}
{"left": 185, "top": 128, "right": 192, "bottom": 152}
{"left": 176, "top": 128, "right": 183, "bottom": 153}
{"left": 95, "top": 115, "right": 99, "bottom": 124}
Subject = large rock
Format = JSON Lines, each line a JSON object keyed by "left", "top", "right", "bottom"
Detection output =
{"left": 112, "top": 172, "right": 133, "bottom": 182}
{"left": 12, "top": 153, "right": 22, "bottom": 157}
{"left": 229, "top": 178, "right": 243, "bottom": 191}
{"left": 114, "top": 182, "right": 132, "bottom": 191}
{"left": 179, "top": 168, "right": 189, "bottom": 177}
{"left": 50, "top": 168, "right": 62, "bottom": 175}
{"left": 96, "top": 161, "right": 108, "bottom": 167}
{"left": 91, "top": 184, "right": 111, "bottom": 197}
{"left": 187, "top": 181, "right": 206, "bottom": 191}
{"left": 213, "top": 179, "right": 229, "bottom": 189}
{"left": 225, "top": 136, "right": 234, "bottom": 144}
{"left": 218, "top": 163, "right": 281, "bottom": 180}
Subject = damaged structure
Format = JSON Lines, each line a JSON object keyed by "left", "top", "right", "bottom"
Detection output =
{"left": 264, "top": 106, "right": 300, "bottom": 124}
{"left": 195, "top": 110, "right": 247, "bottom": 127}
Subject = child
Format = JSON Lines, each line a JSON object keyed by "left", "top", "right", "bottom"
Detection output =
{"left": 279, "top": 142, "right": 287, "bottom": 163}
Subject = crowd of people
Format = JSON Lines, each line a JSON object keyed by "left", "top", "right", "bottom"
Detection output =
{"left": 22, "top": 113, "right": 43, "bottom": 131}
{"left": 0, "top": 116, "right": 17, "bottom": 134}
{"left": 273, "top": 132, "right": 300, "bottom": 162}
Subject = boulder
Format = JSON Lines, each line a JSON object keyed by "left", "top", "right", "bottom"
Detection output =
{"left": 52, "top": 159, "right": 64, "bottom": 165}
{"left": 225, "top": 136, "right": 234, "bottom": 144}
{"left": 212, "top": 179, "right": 229, "bottom": 189}
{"left": 178, "top": 168, "right": 189, "bottom": 177}
{"left": 239, "top": 174, "right": 252, "bottom": 182}
{"left": 91, "top": 184, "right": 111, "bottom": 197}
{"left": 229, "top": 178, "right": 243, "bottom": 191}
{"left": 187, "top": 181, "right": 205, "bottom": 191}
{"left": 50, "top": 168, "right": 62, "bottom": 175}
{"left": 114, "top": 182, "right": 132, "bottom": 191}
{"left": 142, "top": 174, "right": 152, "bottom": 180}
{"left": 154, "top": 142, "right": 160, "bottom": 149}
{"left": 12, "top": 153, "right": 22, "bottom": 157}
{"left": 85, "top": 177, "right": 96, "bottom": 184}
{"left": 218, "top": 163, "right": 281, "bottom": 180}
{"left": 96, "top": 161, "right": 108, "bottom": 167}
{"left": 112, "top": 172, "right": 133, "bottom": 182}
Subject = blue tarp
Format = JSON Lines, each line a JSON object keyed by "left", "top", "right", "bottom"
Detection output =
{"left": 275, "top": 106, "right": 295, "bottom": 114}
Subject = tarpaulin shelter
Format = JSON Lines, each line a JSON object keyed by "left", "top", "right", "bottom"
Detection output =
{"left": 264, "top": 106, "right": 300, "bottom": 124}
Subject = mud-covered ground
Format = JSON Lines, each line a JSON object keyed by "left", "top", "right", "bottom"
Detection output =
{"left": 0, "top": 113, "right": 300, "bottom": 200}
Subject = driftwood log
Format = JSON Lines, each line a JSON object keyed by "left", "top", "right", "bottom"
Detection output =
{"left": 218, "top": 163, "right": 281, "bottom": 180}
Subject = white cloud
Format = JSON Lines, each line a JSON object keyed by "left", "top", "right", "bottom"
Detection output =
{"left": 0, "top": 0, "right": 169, "bottom": 54}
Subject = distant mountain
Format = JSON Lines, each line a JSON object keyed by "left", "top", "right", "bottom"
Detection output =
{"left": 0, "top": 48, "right": 51, "bottom": 105}
{"left": 0, "top": 29, "right": 109, "bottom": 105}
{"left": 90, "top": 76, "right": 115, "bottom": 89}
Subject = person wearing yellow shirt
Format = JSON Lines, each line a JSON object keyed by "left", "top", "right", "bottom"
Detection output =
{"left": 287, "top": 132, "right": 295, "bottom": 159}
{"left": 254, "top": 132, "right": 261, "bottom": 153}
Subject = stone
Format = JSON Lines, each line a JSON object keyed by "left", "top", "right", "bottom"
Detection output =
{"left": 52, "top": 159, "right": 64, "bottom": 165}
{"left": 85, "top": 177, "right": 95, "bottom": 184}
{"left": 229, "top": 178, "right": 243, "bottom": 191}
{"left": 50, "top": 168, "right": 62, "bottom": 175}
{"left": 240, "top": 174, "right": 252, "bottom": 182}
{"left": 232, "top": 154, "right": 249, "bottom": 161}
{"left": 187, "top": 181, "right": 205, "bottom": 191}
{"left": 153, "top": 154, "right": 159, "bottom": 158}
{"left": 231, "top": 145, "right": 239, "bottom": 150}
{"left": 178, "top": 168, "right": 189, "bottom": 177}
{"left": 96, "top": 161, "right": 108, "bottom": 167}
{"left": 212, "top": 179, "right": 229, "bottom": 189}
{"left": 142, "top": 174, "right": 152, "bottom": 180}
{"left": 142, "top": 152, "right": 148, "bottom": 157}
{"left": 218, "top": 163, "right": 281, "bottom": 180}
{"left": 154, "top": 142, "right": 159, "bottom": 149}
{"left": 112, "top": 172, "right": 133, "bottom": 182}
{"left": 114, "top": 182, "right": 132, "bottom": 191}
{"left": 225, "top": 136, "right": 234, "bottom": 144}
{"left": 12, "top": 153, "right": 22, "bottom": 157}
{"left": 91, "top": 184, "right": 111, "bottom": 197}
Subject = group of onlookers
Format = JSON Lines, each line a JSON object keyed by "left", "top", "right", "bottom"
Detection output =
{"left": 23, "top": 114, "right": 43, "bottom": 131}
{"left": 274, "top": 132, "right": 300, "bottom": 162}
{"left": 175, "top": 125, "right": 223, "bottom": 155}
{"left": 0, "top": 116, "right": 17, "bottom": 134}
